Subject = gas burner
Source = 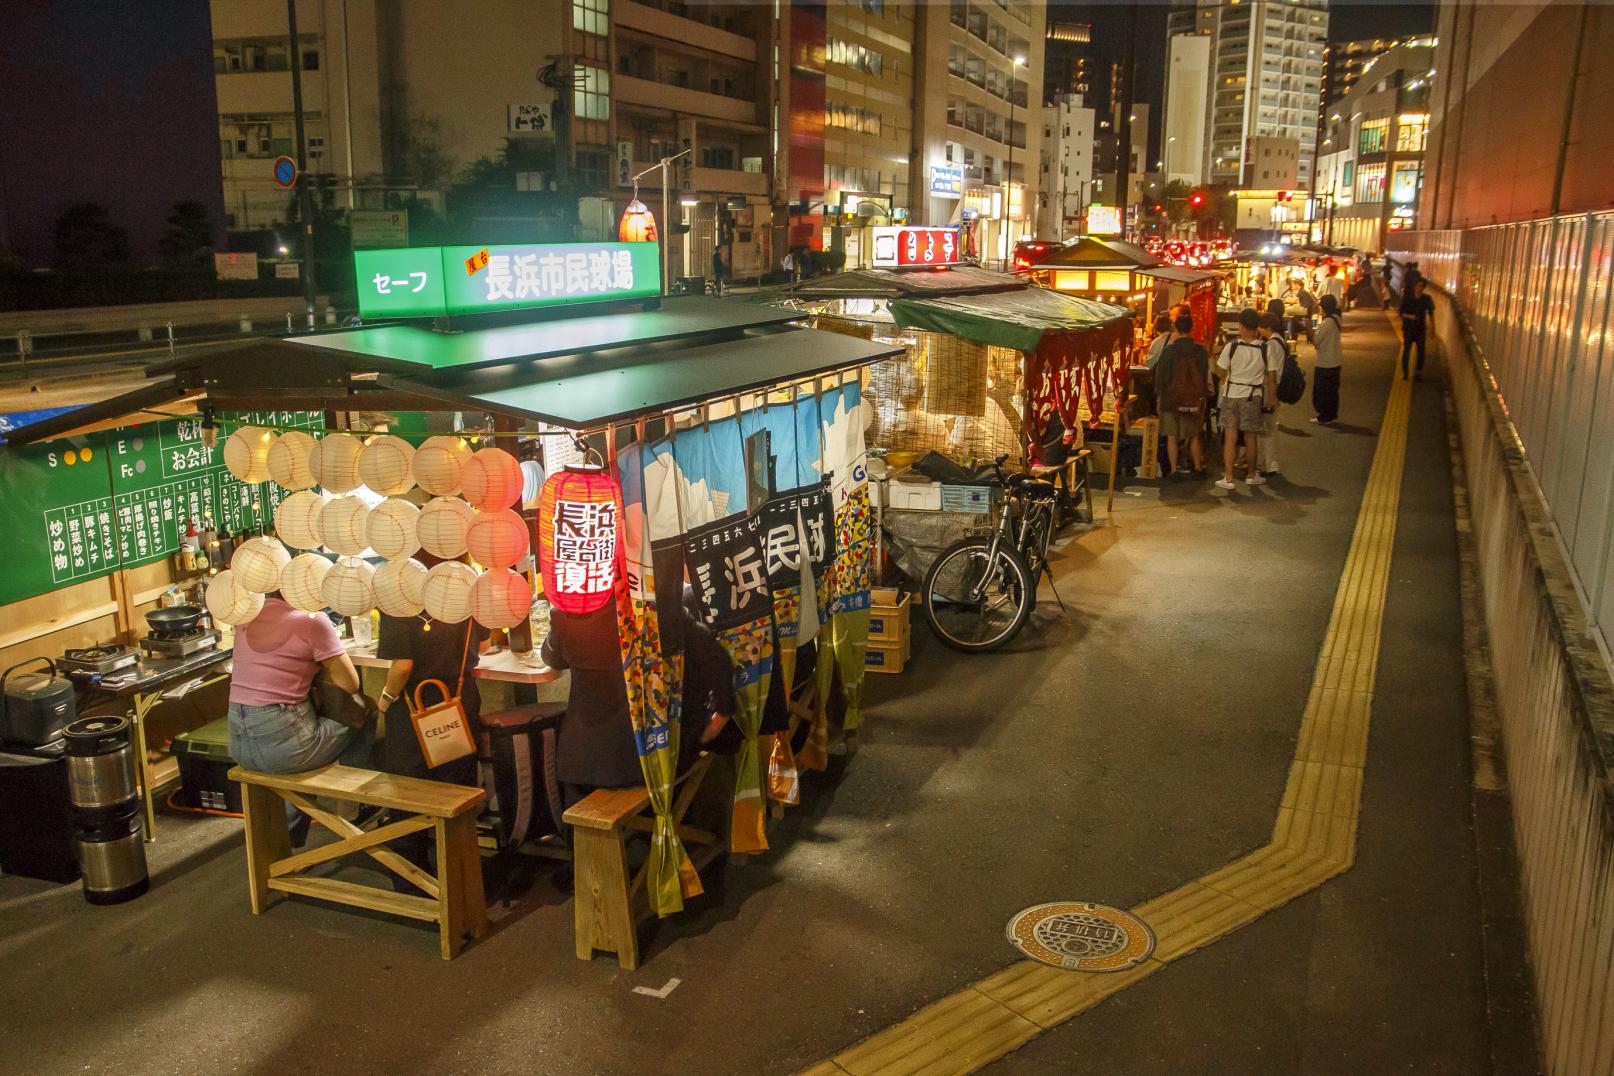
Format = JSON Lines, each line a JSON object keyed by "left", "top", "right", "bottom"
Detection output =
{"left": 139, "top": 629, "right": 221, "bottom": 658}
{"left": 59, "top": 645, "right": 139, "bottom": 676}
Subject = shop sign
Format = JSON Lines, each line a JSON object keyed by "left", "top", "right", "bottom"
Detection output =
{"left": 929, "top": 164, "right": 964, "bottom": 199}
{"left": 615, "top": 141, "right": 633, "bottom": 187}
{"left": 354, "top": 242, "right": 662, "bottom": 318}
{"left": 1087, "top": 204, "right": 1122, "bottom": 236}
{"left": 537, "top": 467, "right": 623, "bottom": 615}
{"left": 507, "top": 103, "right": 551, "bottom": 134}
{"left": 214, "top": 252, "right": 258, "bottom": 281}
{"left": 351, "top": 209, "right": 409, "bottom": 248}
{"left": 870, "top": 226, "right": 960, "bottom": 268}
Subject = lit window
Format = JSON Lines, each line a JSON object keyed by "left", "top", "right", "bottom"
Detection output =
{"left": 573, "top": 0, "right": 608, "bottom": 36}
{"left": 575, "top": 65, "right": 610, "bottom": 120}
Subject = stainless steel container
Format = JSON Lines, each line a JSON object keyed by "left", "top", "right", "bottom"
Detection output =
{"left": 77, "top": 808, "right": 148, "bottom": 905}
{"left": 63, "top": 716, "right": 138, "bottom": 818}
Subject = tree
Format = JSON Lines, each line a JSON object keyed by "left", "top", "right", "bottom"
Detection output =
{"left": 52, "top": 203, "right": 130, "bottom": 271}
{"left": 1164, "top": 179, "right": 1195, "bottom": 226}
{"left": 158, "top": 200, "right": 214, "bottom": 271}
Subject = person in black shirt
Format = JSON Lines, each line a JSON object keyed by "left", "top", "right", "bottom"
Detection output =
{"left": 1398, "top": 275, "right": 1435, "bottom": 381}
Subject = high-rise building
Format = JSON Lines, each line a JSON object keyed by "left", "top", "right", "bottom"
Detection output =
{"left": 1162, "top": 33, "right": 1210, "bottom": 186}
{"left": 1167, "top": 0, "right": 1327, "bottom": 188}
{"left": 1038, "top": 94, "right": 1094, "bottom": 239}
{"left": 1043, "top": 19, "right": 1097, "bottom": 104}
{"left": 1321, "top": 35, "right": 1429, "bottom": 117}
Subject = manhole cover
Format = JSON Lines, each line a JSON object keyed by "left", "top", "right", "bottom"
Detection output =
{"left": 1005, "top": 902, "right": 1156, "bottom": 972}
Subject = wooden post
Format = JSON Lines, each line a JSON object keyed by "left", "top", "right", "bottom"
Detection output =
{"left": 1106, "top": 400, "right": 1122, "bottom": 526}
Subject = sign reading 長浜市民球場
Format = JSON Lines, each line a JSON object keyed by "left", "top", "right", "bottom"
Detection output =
{"left": 354, "top": 242, "right": 662, "bottom": 319}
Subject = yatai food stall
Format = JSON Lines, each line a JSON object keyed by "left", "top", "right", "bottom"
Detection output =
{"left": 0, "top": 239, "right": 899, "bottom": 928}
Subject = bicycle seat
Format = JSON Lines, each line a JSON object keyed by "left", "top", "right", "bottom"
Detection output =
{"left": 1007, "top": 474, "right": 1058, "bottom": 498}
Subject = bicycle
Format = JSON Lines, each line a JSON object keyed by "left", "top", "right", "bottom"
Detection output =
{"left": 920, "top": 455, "right": 1064, "bottom": 653}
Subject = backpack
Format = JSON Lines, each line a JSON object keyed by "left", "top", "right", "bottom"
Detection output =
{"left": 1275, "top": 336, "right": 1306, "bottom": 404}
{"left": 1161, "top": 342, "right": 1208, "bottom": 413}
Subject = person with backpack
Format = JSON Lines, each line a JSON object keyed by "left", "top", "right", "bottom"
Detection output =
{"left": 1154, "top": 313, "right": 1210, "bottom": 479}
{"left": 1256, "top": 313, "right": 1302, "bottom": 476}
{"left": 1215, "top": 308, "right": 1277, "bottom": 489}
{"left": 1312, "top": 293, "right": 1344, "bottom": 424}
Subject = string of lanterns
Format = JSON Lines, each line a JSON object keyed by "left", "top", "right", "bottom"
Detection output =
{"left": 206, "top": 424, "right": 561, "bottom": 633}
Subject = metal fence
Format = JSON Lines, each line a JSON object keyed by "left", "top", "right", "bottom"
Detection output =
{"left": 1394, "top": 217, "right": 1614, "bottom": 662}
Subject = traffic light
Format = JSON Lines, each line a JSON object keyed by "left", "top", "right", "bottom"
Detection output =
{"left": 1189, "top": 190, "right": 1205, "bottom": 208}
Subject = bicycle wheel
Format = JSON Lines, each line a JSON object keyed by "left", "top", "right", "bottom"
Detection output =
{"left": 921, "top": 537, "right": 1034, "bottom": 653}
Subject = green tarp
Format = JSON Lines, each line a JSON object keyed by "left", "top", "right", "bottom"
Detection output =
{"left": 888, "top": 288, "right": 1131, "bottom": 353}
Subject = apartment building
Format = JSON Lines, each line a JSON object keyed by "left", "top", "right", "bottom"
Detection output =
{"left": 1038, "top": 95, "right": 1094, "bottom": 240}
{"left": 1322, "top": 34, "right": 1430, "bottom": 117}
{"left": 1167, "top": 0, "right": 1326, "bottom": 188}
{"left": 1162, "top": 32, "right": 1210, "bottom": 186}
{"left": 1313, "top": 38, "right": 1433, "bottom": 251}
{"left": 1044, "top": 20, "right": 1097, "bottom": 103}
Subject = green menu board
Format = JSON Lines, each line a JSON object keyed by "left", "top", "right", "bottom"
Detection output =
{"left": 0, "top": 411, "right": 321, "bottom": 607}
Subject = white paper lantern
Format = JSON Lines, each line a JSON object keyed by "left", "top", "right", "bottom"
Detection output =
{"left": 280, "top": 553, "right": 333, "bottom": 612}
{"left": 318, "top": 495, "right": 372, "bottom": 557}
{"left": 460, "top": 447, "right": 524, "bottom": 510}
{"left": 417, "top": 496, "right": 474, "bottom": 559}
{"left": 520, "top": 459, "right": 545, "bottom": 509}
{"left": 465, "top": 508, "right": 530, "bottom": 570}
{"left": 374, "top": 558, "right": 428, "bottom": 617}
{"left": 205, "top": 569, "right": 264, "bottom": 627}
{"left": 231, "top": 536, "right": 292, "bottom": 594}
{"left": 413, "top": 435, "right": 472, "bottom": 496}
{"left": 223, "top": 426, "right": 272, "bottom": 483}
{"left": 267, "top": 430, "right": 318, "bottom": 490}
{"left": 321, "top": 557, "right": 376, "bottom": 617}
{"left": 471, "top": 568, "right": 532, "bottom": 629}
{"left": 312, "top": 432, "right": 364, "bottom": 494}
{"left": 273, "top": 489, "right": 331, "bottom": 551}
{"left": 422, "top": 560, "right": 478, "bottom": 623}
{"left": 358, "top": 434, "right": 416, "bottom": 497}
{"left": 367, "top": 497, "right": 421, "bottom": 561}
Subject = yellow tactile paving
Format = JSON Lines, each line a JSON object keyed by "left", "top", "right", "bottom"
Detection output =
{"left": 815, "top": 372, "right": 1415, "bottom": 1075}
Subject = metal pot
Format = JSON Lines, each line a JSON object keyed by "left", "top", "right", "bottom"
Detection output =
{"left": 77, "top": 806, "right": 149, "bottom": 905}
{"left": 63, "top": 716, "right": 138, "bottom": 817}
{"left": 145, "top": 605, "right": 202, "bottom": 637}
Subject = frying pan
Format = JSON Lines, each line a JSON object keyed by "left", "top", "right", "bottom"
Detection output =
{"left": 145, "top": 605, "right": 202, "bottom": 636}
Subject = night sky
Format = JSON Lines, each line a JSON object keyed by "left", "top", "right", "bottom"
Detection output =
{"left": 1048, "top": 0, "right": 1439, "bottom": 165}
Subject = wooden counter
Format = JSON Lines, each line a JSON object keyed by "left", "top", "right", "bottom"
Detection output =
{"left": 345, "top": 641, "right": 560, "bottom": 685}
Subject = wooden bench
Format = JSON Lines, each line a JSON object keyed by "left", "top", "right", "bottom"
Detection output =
{"left": 229, "top": 764, "right": 488, "bottom": 960}
{"left": 562, "top": 756, "right": 722, "bottom": 970}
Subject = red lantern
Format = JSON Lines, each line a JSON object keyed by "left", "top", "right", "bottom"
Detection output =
{"left": 537, "top": 465, "right": 623, "bottom": 615}
{"left": 618, "top": 199, "right": 658, "bottom": 244}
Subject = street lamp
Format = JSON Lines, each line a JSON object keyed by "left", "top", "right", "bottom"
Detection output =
{"left": 1003, "top": 54, "right": 1025, "bottom": 268}
{"left": 631, "top": 148, "right": 692, "bottom": 295}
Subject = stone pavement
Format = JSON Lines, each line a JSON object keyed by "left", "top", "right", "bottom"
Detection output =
{"left": 0, "top": 307, "right": 1515, "bottom": 1074}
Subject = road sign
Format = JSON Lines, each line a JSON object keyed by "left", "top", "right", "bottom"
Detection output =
{"left": 272, "top": 156, "right": 298, "bottom": 188}
{"left": 351, "top": 209, "right": 409, "bottom": 247}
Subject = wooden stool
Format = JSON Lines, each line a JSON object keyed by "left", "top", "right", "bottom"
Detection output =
{"left": 562, "top": 756, "right": 721, "bottom": 970}
{"left": 229, "top": 764, "right": 487, "bottom": 960}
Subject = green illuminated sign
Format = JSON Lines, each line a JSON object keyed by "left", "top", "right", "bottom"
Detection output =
{"left": 355, "top": 242, "right": 661, "bottom": 319}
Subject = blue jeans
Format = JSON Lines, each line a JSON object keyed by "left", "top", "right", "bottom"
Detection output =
{"left": 228, "top": 699, "right": 373, "bottom": 822}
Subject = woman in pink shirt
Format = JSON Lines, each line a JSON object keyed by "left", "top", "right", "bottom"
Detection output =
{"left": 228, "top": 593, "right": 369, "bottom": 838}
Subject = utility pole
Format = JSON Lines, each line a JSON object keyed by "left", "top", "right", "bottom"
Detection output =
{"left": 1114, "top": 3, "right": 1138, "bottom": 239}
{"left": 286, "top": 0, "right": 318, "bottom": 329}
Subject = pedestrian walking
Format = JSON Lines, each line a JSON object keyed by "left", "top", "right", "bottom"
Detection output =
{"left": 1311, "top": 294, "right": 1344, "bottom": 423}
{"left": 1255, "top": 313, "right": 1290, "bottom": 476}
{"left": 710, "top": 248, "right": 727, "bottom": 295}
{"left": 1215, "top": 308, "right": 1276, "bottom": 489}
{"left": 1399, "top": 275, "right": 1434, "bottom": 380}
{"left": 1154, "top": 313, "right": 1210, "bottom": 479}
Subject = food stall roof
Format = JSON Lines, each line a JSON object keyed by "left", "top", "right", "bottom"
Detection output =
{"left": 889, "top": 288, "right": 1131, "bottom": 354}
{"left": 776, "top": 265, "right": 1023, "bottom": 300}
{"left": 1029, "top": 237, "right": 1162, "bottom": 271}
{"left": 3, "top": 301, "right": 901, "bottom": 445}
{"left": 1138, "top": 266, "right": 1220, "bottom": 285}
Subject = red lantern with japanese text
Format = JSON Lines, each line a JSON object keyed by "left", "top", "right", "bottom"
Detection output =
{"left": 618, "top": 200, "right": 658, "bottom": 244}
{"left": 537, "top": 465, "right": 624, "bottom": 615}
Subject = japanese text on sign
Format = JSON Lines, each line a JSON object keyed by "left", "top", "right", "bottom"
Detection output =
{"left": 870, "top": 226, "right": 960, "bottom": 268}
{"left": 551, "top": 499, "right": 618, "bottom": 597}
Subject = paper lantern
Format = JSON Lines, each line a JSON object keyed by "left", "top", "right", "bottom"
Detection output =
{"left": 418, "top": 496, "right": 474, "bottom": 559}
{"left": 422, "top": 560, "right": 478, "bottom": 623}
{"left": 312, "top": 432, "right": 364, "bottom": 494}
{"left": 321, "top": 557, "right": 376, "bottom": 617}
{"left": 318, "top": 495, "right": 372, "bottom": 557}
{"left": 537, "top": 466, "right": 623, "bottom": 615}
{"left": 471, "top": 568, "right": 532, "bottom": 629}
{"left": 374, "top": 558, "right": 428, "bottom": 617}
{"left": 231, "top": 536, "right": 291, "bottom": 594}
{"left": 274, "top": 489, "right": 331, "bottom": 551}
{"left": 267, "top": 430, "right": 318, "bottom": 490}
{"left": 280, "top": 553, "right": 333, "bottom": 612}
{"left": 520, "top": 459, "right": 545, "bottom": 508}
{"left": 223, "top": 426, "right": 272, "bottom": 483}
{"left": 618, "top": 199, "right": 658, "bottom": 244}
{"left": 358, "top": 435, "right": 416, "bottom": 497}
{"left": 205, "top": 569, "right": 264, "bottom": 627}
{"left": 413, "top": 435, "right": 472, "bottom": 496}
{"left": 466, "top": 508, "right": 530, "bottom": 570}
{"left": 460, "top": 447, "right": 524, "bottom": 510}
{"left": 367, "top": 498, "right": 421, "bottom": 561}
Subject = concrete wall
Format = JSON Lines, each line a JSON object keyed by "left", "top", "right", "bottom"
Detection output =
{"left": 1394, "top": 227, "right": 1614, "bottom": 1075}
